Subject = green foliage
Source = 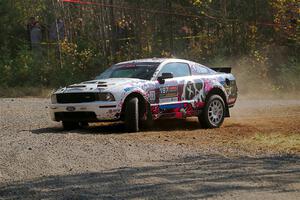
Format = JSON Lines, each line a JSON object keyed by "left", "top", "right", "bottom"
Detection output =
{"left": 0, "top": 0, "right": 299, "bottom": 93}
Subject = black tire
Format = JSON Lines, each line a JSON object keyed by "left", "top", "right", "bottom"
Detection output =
{"left": 125, "top": 97, "right": 139, "bottom": 132}
{"left": 62, "top": 121, "right": 80, "bottom": 130}
{"left": 198, "top": 95, "right": 225, "bottom": 128}
{"left": 79, "top": 122, "right": 89, "bottom": 128}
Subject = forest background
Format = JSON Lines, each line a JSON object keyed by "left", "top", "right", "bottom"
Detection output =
{"left": 0, "top": 0, "right": 298, "bottom": 97}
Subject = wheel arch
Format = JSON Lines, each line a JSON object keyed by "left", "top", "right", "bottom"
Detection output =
{"left": 205, "top": 87, "right": 230, "bottom": 117}
{"left": 120, "top": 92, "right": 149, "bottom": 120}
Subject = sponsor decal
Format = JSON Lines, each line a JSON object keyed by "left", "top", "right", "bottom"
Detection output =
{"left": 159, "top": 97, "right": 178, "bottom": 103}
{"left": 159, "top": 103, "right": 184, "bottom": 110}
{"left": 124, "top": 87, "right": 134, "bottom": 92}
{"left": 159, "top": 86, "right": 178, "bottom": 99}
{"left": 149, "top": 90, "right": 156, "bottom": 102}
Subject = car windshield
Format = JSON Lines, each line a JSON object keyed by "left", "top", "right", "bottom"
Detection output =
{"left": 95, "top": 62, "right": 160, "bottom": 80}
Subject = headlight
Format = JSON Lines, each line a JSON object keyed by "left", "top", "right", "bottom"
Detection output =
{"left": 97, "top": 93, "right": 115, "bottom": 101}
{"left": 51, "top": 94, "right": 57, "bottom": 104}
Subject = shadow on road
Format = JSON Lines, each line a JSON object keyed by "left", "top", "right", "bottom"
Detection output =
{"left": 31, "top": 119, "right": 203, "bottom": 135}
{"left": 0, "top": 155, "right": 299, "bottom": 199}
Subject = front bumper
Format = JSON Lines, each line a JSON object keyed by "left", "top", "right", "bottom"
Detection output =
{"left": 49, "top": 102, "right": 121, "bottom": 122}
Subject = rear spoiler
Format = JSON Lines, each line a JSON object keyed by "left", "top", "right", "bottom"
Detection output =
{"left": 211, "top": 67, "right": 232, "bottom": 73}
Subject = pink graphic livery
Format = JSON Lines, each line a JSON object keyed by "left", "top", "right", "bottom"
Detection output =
{"left": 50, "top": 58, "right": 238, "bottom": 132}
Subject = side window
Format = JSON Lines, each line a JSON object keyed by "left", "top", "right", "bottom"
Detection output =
{"left": 192, "top": 64, "right": 209, "bottom": 75}
{"left": 158, "top": 62, "right": 191, "bottom": 78}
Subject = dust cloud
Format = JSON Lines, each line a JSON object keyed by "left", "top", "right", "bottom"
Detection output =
{"left": 230, "top": 57, "right": 300, "bottom": 100}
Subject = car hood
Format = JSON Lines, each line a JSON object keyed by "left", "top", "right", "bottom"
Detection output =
{"left": 55, "top": 78, "right": 148, "bottom": 94}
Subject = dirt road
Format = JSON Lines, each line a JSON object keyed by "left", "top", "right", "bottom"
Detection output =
{"left": 0, "top": 98, "right": 299, "bottom": 199}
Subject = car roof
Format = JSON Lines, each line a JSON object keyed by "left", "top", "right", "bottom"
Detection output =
{"left": 116, "top": 58, "right": 192, "bottom": 65}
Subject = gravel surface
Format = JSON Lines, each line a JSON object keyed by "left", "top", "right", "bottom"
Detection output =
{"left": 0, "top": 98, "right": 300, "bottom": 199}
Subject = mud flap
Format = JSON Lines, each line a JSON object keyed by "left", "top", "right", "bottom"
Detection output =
{"left": 225, "top": 106, "right": 230, "bottom": 117}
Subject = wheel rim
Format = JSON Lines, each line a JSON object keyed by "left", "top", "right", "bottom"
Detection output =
{"left": 208, "top": 99, "right": 224, "bottom": 126}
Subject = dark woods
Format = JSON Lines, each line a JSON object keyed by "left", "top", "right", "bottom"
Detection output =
{"left": 0, "top": 0, "right": 298, "bottom": 92}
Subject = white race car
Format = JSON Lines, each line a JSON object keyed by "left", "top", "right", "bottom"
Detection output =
{"left": 50, "top": 58, "right": 238, "bottom": 132}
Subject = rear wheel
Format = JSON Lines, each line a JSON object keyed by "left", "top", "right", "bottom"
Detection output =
{"left": 125, "top": 97, "right": 139, "bottom": 132}
{"left": 198, "top": 95, "right": 225, "bottom": 128}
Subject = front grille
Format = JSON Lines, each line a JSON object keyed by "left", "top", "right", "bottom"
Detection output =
{"left": 56, "top": 93, "right": 97, "bottom": 103}
{"left": 55, "top": 112, "right": 97, "bottom": 122}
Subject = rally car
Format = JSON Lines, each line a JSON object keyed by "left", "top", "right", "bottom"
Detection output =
{"left": 50, "top": 58, "right": 238, "bottom": 132}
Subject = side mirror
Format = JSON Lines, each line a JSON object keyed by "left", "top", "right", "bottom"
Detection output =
{"left": 157, "top": 72, "right": 174, "bottom": 84}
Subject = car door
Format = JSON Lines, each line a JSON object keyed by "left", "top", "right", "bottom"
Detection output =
{"left": 155, "top": 62, "right": 192, "bottom": 118}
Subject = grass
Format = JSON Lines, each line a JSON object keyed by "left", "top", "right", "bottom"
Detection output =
{"left": 240, "top": 132, "right": 300, "bottom": 154}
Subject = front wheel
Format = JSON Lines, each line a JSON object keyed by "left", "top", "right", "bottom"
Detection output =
{"left": 198, "top": 95, "right": 225, "bottom": 128}
{"left": 62, "top": 121, "right": 80, "bottom": 130}
{"left": 124, "top": 97, "right": 139, "bottom": 132}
